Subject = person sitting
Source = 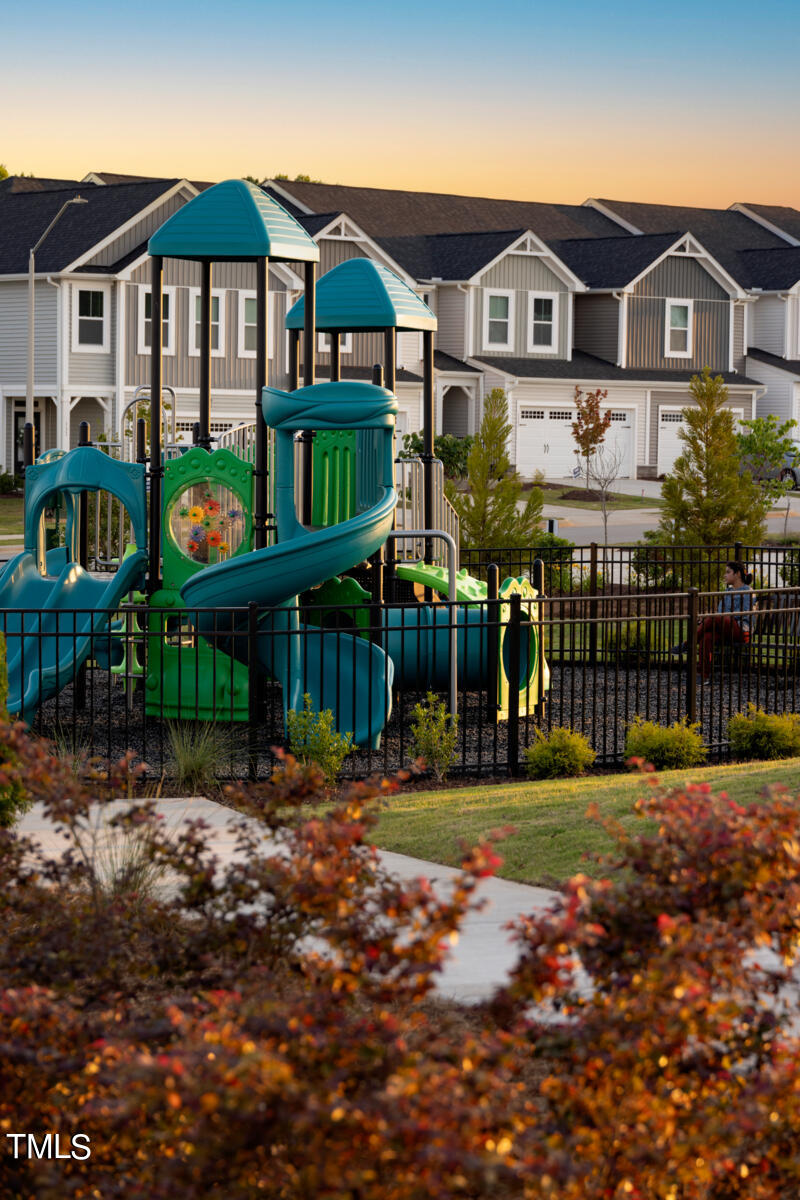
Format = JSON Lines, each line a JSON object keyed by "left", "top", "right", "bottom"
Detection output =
{"left": 670, "top": 560, "right": 754, "bottom": 680}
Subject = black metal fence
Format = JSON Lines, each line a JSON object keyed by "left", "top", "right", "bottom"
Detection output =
{"left": 2, "top": 584, "right": 800, "bottom": 783}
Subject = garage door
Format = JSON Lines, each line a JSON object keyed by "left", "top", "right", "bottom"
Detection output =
{"left": 517, "top": 407, "right": 633, "bottom": 480}
{"left": 657, "top": 407, "right": 744, "bottom": 477}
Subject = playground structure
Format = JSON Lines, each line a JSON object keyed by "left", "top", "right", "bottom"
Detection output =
{"left": 0, "top": 179, "right": 549, "bottom": 751}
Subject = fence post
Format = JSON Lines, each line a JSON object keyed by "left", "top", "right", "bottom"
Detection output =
{"left": 506, "top": 592, "right": 521, "bottom": 775}
{"left": 486, "top": 563, "right": 499, "bottom": 722}
{"left": 75, "top": 421, "right": 91, "bottom": 712}
{"left": 533, "top": 557, "right": 547, "bottom": 713}
{"left": 247, "top": 601, "right": 259, "bottom": 780}
{"left": 136, "top": 417, "right": 147, "bottom": 464}
{"left": 589, "top": 541, "right": 598, "bottom": 665}
{"left": 686, "top": 587, "right": 699, "bottom": 725}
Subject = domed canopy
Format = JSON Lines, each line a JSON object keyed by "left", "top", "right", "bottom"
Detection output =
{"left": 148, "top": 179, "right": 319, "bottom": 263}
{"left": 286, "top": 258, "right": 437, "bottom": 332}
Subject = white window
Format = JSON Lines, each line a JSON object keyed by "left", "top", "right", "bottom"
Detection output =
{"left": 520, "top": 409, "right": 545, "bottom": 419}
{"left": 665, "top": 299, "right": 693, "bottom": 358}
{"left": 318, "top": 331, "right": 353, "bottom": 354}
{"left": 72, "top": 286, "right": 110, "bottom": 353}
{"left": 137, "top": 286, "right": 175, "bottom": 356}
{"left": 188, "top": 288, "right": 226, "bottom": 357}
{"left": 482, "top": 289, "right": 515, "bottom": 352}
{"left": 237, "top": 291, "right": 278, "bottom": 360}
{"left": 527, "top": 291, "right": 559, "bottom": 353}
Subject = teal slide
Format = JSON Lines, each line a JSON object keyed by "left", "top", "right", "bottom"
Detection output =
{"left": 181, "top": 381, "right": 398, "bottom": 748}
{"left": 0, "top": 448, "right": 148, "bottom": 721}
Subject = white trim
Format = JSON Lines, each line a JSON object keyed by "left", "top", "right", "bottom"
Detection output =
{"left": 263, "top": 179, "right": 314, "bottom": 214}
{"left": 71, "top": 282, "right": 111, "bottom": 354}
{"left": 470, "top": 229, "right": 587, "bottom": 291}
{"left": 616, "top": 292, "right": 628, "bottom": 367}
{"left": 136, "top": 284, "right": 176, "bottom": 356}
{"left": 62, "top": 180, "right": 197, "bottom": 273}
{"left": 644, "top": 389, "right": 651, "bottom": 465}
{"left": 567, "top": 291, "right": 573, "bottom": 361}
{"left": 237, "top": 289, "right": 257, "bottom": 359}
{"left": 188, "top": 288, "right": 226, "bottom": 357}
{"left": 115, "top": 279, "right": 125, "bottom": 430}
{"left": 526, "top": 291, "right": 559, "bottom": 353}
{"left": 581, "top": 199, "right": 644, "bottom": 235}
{"left": 318, "top": 331, "right": 353, "bottom": 355}
{"left": 729, "top": 203, "right": 800, "bottom": 247}
{"left": 664, "top": 298, "right": 693, "bottom": 359}
{"left": 482, "top": 288, "right": 515, "bottom": 352}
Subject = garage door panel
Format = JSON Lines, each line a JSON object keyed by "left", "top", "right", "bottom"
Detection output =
{"left": 657, "top": 407, "right": 743, "bottom": 477}
{"left": 517, "top": 406, "right": 632, "bottom": 479}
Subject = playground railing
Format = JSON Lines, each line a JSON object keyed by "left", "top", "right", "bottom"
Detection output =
{"left": 6, "top": 584, "right": 800, "bottom": 782}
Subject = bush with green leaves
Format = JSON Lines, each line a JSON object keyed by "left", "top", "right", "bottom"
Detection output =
{"left": 409, "top": 691, "right": 459, "bottom": 781}
{"left": 780, "top": 547, "right": 800, "bottom": 586}
{"left": 728, "top": 704, "right": 800, "bottom": 761}
{"left": 0, "top": 635, "right": 31, "bottom": 826}
{"left": 0, "top": 471, "right": 22, "bottom": 495}
{"left": 400, "top": 432, "right": 473, "bottom": 479}
{"left": 625, "top": 716, "right": 707, "bottom": 770}
{"left": 286, "top": 693, "right": 354, "bottom": 785}
{"left": 604, "top": 620, "right": 652, "bottom": 664}
{"left": 524, "top": 726, "right": 595, "bottom": 779}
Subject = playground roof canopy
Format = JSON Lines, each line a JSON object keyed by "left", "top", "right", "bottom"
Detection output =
{"left": 286, "top": 258, "right": 437, "bottom": 332}
{"left": 148, "top": 179, "right": 319, "bottom": 263}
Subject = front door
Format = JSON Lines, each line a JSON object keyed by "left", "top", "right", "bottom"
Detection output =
{"left": 14, "top": 410, "right": 41, "bottom": 475}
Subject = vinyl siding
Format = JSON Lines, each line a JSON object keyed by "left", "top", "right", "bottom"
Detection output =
{"left": 747, "top": 295, "right": 786, "bottom": 356}
{"left": 628, "top": 255, "right": 729, "bottom": 371}
{"left": 436, "top": 287, "right": 467, "bottom": 359}
{"left": 397, "top": 329, "right": 423, "bottom": 374}
{"left": 733, "top": 303, "right": 745, "bottom": 374}
{"left": 745, "top": 355, "right": 796, "bottom": 422}
{"left": 84, "top": 189, "right": 190, "bottom": 268}
{"left": 648, "top": 388, "right": 754, "bottom": 464}
{"left": 69, "top": 397, "right": 109, "bottom": 445}
{"left": 441, "top": 385, "right": 471, "bottom": 437}
{"left": 0, "top": 280, "right": 58, "bottom": 383}
{"left": 573, "top": 294, "right": 619, "bottom": 363}
{"left": 477, "top": 256, "right": 569, "bottom": 359}
{"left": 67, "top": 282, "right": 116, "bottom": 387}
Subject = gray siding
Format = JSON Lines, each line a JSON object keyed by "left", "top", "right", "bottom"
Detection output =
{"left": 0, "top": 280, "right": 58, "bottom": 383}
{"left": 476, "top": 255, "right": 569, "bottom": 359}
{"left": 85, "top": 189, "right": 189, "bottom": 268}
{"left": 69, "top": 397, "right": 109, "bottom": 446}
{"left": 441, "top": 386, "right": 470, "bottom": 437}
{"left": 749, "top": 295, "right": 786, "bottom": 355}
{"left": 733, "top": 303, "right": 745, "bottom": 374}
{"left": 746, "top": 355, "right": 795, "bottom": 422}
{"left": 573, "top": 293, "right": 619, "bottom": 363}
{"left": 436, "top": 287, "right": 466, "bottom": 359}
{"left": 67, "top": 283, "right": 116, "bottom": 388}
{"left": 628, "top": 257, "right": 730, "bottom": 372}
{"left": 317, "top": 237, "right": 368, "bottom": 271}
{"left": 648, "top": 388, "right": 752, "bottom": 464}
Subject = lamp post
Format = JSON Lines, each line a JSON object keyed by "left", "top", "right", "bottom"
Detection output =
{"left": 27, "top": 195, "right": 88, "bottom": 439}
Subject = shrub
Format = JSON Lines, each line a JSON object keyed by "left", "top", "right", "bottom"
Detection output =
{"left": 0, "top": 636, "right": 30, "bottom": 827}
{"left": 399, "top": 432, "right": 473, "bottom": 479}
{"left": 524, "top": 725, "right": 595, "bottom": 779}
{"left": 409, "top": 691, "right": 459, "bottom": 781}
{"left": 166, "top": 721, "right": 238, "bottom": 793}
{"left": 604, "top": 619, "right": 651, "bottom": 663}
{"left": 780, "top": 546, "right": 800, "bottom": 586}
{"left": 529, "top": 530, "right": 575, "bottom": 594}
{"left": 286, "top": 693, "right": 353, "bottom": 784}
{"left": 625, "top": 715, "right": 707, "bottom": 769}
{"left": 728, "top": 703, "right": 800, "bottom": 760}
{"left": 0, "top": 471, "right": 21, "bottom": 495}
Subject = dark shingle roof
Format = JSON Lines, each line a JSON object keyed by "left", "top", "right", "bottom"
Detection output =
{"left": 0, "top": 175, "right": 91, "bottom": 197}
{"left": 297, "top": 212, "right": 347, "bottom": 237}
{"left": 746, "top": 347, "right": 800, "bottom": 376}
{"left": 735, "top": 246, "right": 800, "bottom": 290}
{"left": 736, "top": 204, "right": 800, "bottom": 243}
{"left": 472, "top": 351, "right": 761, "bottom": 386}
{"left": 434, "top": 350, "right": 481, "bottom": 373}
{"left": 266, "top": 180, "right": 624, "bottom": 241}
{"left": 0, "top": 179, "right": 182, "bottom": 274}
{"left": 377, "top": 229, "right": 525, "bottom": 280}
{"left": 87, "top": 171, "right": 214, "bottom": 192}
{"left": 590, "top": 199, "right": 786, "bottom": 277}
{"left": 550, "top": 232, "right": 680, "bottom": 289}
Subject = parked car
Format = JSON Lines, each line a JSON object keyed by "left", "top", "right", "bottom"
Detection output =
{"left": 744, "top": 440, "right": 800, "bottom": 489}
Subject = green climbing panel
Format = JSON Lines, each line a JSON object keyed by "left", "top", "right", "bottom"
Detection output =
{"left": 311, "top": 430, "right": 356, "bottom": 527}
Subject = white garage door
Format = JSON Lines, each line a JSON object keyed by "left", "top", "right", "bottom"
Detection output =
{"left": 657, "top": 407, "right": 744, "bottom": 477}
{"left": 517, "top": 407, "right": 633, "bottom": 480}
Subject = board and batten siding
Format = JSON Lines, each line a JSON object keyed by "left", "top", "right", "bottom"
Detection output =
{"left": 67, "top": 283, "right": 116, "bottom": 388}
{"left": 85, "top": 190, "right": 190, "bottom": 269}
{"left": 476, "top": 255, "right": 569, "bottom": 360}
{"left": 435, "top": 287, "right": 467, "bottom": 359}
{"left": 648, "top": 388, "right": 754, "bottom": 466}
{"left": 573, "top": 294, "right": 619, "bottom": 363}
{"left": 0, "top": 280, "right": 58, "bottom": 383}
{"left": 628, "top": 257, "right": 729, "bottom": 372}
{"left": 746, "top": 355, "right": 797, "bottom": 422}
{"left": 749, "top": 296, "right": 786, "bottom": 356}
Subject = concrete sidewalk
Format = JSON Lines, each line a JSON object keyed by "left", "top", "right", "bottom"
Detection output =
{"left": 16, "top": 797, "right": 561, "bottom": 1003}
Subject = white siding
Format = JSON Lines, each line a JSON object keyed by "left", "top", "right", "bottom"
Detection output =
{"left": 396, "top": 330, "right": 423, "bottom": 375}
{"left": 0, "top": 280, "right": 58, "bottom": 383}
{"left": 746, "top": 355, "right": 796, "bottom": 421}
{"left": 749, "top": 296, "right": 787, "bottom": 356}
{"left": 436, "top": 287, "right": 466, "bottom": 358}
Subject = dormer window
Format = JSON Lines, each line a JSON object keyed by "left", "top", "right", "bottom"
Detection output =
{"left": 483, "top": 289, "right": 515, "bottom": 351}
{"left": 527, "top": 291, "right": 559, "bottom": 353}
{"left": 665, "top": 299, "right": 693, "bottom": 359}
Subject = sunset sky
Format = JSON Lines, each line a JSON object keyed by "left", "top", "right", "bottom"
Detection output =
{"left": 3, "top": 0, "right": 799, "bottom": 207}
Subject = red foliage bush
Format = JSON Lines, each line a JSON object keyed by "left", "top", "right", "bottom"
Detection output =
{"left": 2, "top": 723, "right": 800, "bottom": 1197}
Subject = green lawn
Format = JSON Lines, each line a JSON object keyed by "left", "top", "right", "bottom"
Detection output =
{"left": 538, "top": 484, "right": 662, "bottom": 511}
{"left": 0, "top": 496, "right": 23, "bottom": 539}
{"left": 371, "top": 759, "right": 800, "bottom": 888}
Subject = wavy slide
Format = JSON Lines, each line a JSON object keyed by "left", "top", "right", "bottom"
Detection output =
{"left": 181, "top": 381, "right": 398, "bottom": 748}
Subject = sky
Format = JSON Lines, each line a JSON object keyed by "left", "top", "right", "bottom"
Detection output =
{"left": 2, "top": 0, "right": 799, "bottom": 207}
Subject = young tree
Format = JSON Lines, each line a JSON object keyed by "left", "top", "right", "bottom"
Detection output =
{"left": 736, "top": 413, "right": 799, "bottom": 539}
{"left": 447, "top": 388, "right": 543, "bottom": 549}
{"left": 588, "top": 441, "right": 624, "bottom": 543}
{"left": 0, "top": 164, "right": 8, "bottom": 180}
{"left": 656, "top": 367, "right": 768, "bottom": 554}
{"left": 571, "top": 385, "right": 611, "bottom": 493}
